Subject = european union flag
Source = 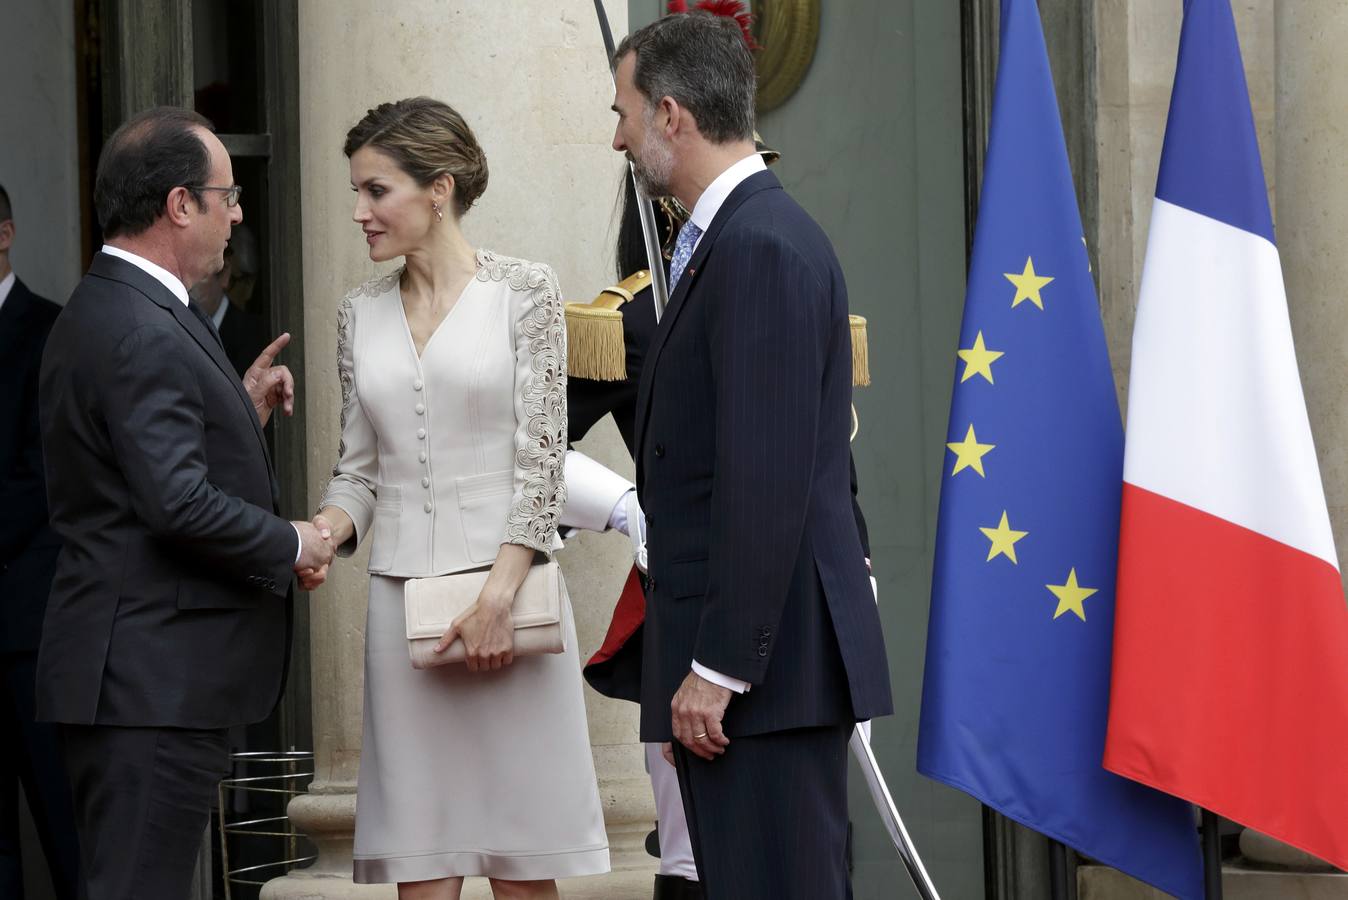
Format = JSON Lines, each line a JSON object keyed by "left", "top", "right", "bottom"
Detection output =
{"left": 916, "top": 1, "right": 1203, "bottom": 897}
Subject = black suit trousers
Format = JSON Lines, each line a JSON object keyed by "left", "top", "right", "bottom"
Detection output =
{"left": 673, "top": 724, "right": 852, "bottom": 900}
{"left": 0, "top": 652, "right": 81, "bottom": 900}
{"left": 63, "top": 724, "right": 230, "bottom": 900}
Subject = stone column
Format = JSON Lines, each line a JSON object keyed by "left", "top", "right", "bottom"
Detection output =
{"left": 1276, "top": 3, "right": 1348, "bottom": 567}
{"left": 263, "top": 3, "right": 651, "bottom": 897}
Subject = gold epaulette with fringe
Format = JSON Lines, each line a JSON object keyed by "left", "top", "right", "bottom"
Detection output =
{"left": 849, "top": 315, "right": 870, "bottom": 387}
{"left": 565, "top": 270, "right": 653, "bottom": 381}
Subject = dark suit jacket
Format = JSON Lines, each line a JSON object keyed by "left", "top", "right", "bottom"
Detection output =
{"left": 37, "top": 252, "right": 295, "bottom": 728}
{"left": 572, "top": 275, "right": 876, "bottom": 707}
{"left": 0, "top": 277, "right": 63, "bottom": 653}
{"left": 634, "top": 170, "right": 892, "bottom": 741}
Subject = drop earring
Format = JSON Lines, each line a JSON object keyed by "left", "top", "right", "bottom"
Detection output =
{"left": 431, "top": 201, "right": 444, "bottom": 222}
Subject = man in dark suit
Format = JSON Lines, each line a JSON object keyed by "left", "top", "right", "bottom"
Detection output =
{"left": 0, "top": 184, "right": 81, "bottom": 899}
{"left": 37, "top": 107, "right": 333, "bottom": 900}
{"left": 610, "top": 13, "right": 893, "bottom": 899}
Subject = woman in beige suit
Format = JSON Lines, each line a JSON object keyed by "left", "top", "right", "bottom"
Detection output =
{"left": 308, "top": 97, "right": 608, "bottom": 900}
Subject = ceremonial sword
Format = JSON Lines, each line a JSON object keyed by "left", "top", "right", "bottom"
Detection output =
{"left": 592, "top": 0, "right": 673, "bottom": 323}
{"left": 590, "top": 5, "right": 942, "bottom": 896}
{"left": 851, "top": 727, "right": 942, "bottom": 900}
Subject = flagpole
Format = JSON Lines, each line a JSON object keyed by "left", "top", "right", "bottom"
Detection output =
{"left": 1048, "top": 839, "right": 1072, "bottom": 900}
{"left": 1201, "top": 809, "right": 1224, "bottom": 899}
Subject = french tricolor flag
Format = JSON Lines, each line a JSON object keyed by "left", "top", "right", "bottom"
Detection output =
{"left": 1104, "top": 0, "right": 1348, "bottom": 871}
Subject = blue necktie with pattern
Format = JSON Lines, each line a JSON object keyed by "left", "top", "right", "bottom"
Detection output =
{"left": 668, "top": 220, "right": 703, "bottom": 292}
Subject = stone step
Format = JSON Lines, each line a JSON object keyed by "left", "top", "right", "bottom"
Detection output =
{"left": 1078, "top": 863, "right": 1348, "bottom": 899}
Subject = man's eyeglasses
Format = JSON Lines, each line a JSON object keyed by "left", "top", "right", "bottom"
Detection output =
{"left": 188, "top": 184, "right": 243, "bottom": 207}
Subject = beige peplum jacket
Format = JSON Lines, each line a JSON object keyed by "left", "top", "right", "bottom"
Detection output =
{"left": 320, "top": 249, "right": 567, "bottom": 576}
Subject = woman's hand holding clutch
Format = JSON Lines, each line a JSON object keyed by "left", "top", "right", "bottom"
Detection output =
{"left": 435, "top": 591, "right": 516, "bottom": 672}
{"left": 432, "top": 542, "right": 535, "bottom": 672}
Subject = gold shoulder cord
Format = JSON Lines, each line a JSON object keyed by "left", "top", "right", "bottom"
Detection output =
{"left": 850, "top": 314, "right": 869, "bottom": 442}
{"left": 564, "top": 270, "right": 654, "bottom": 381}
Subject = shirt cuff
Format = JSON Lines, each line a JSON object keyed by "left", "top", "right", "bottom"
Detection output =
{"left": 292, "top": 523, "right": 303, "bottom": 565}
{"left": 692, "top": 660, "right": 751, "bottom": 694}
{"left": 607, "top": 488, "right": 635, "bottom": 535}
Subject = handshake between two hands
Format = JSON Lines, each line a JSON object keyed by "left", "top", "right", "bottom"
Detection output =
{"left": 242, "top": 335, "right": 334, "bottom": 591}
{"left": 292, "top": 513, "right": 337, "bottom": 591}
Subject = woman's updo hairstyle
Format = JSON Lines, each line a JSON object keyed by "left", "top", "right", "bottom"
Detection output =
{"left": 344, "top": 97, "right": 489, "bottom": 216}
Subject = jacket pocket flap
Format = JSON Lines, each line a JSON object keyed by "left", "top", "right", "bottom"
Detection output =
{"left": 375, "top": 484, "right": 402, "bottom": 510}
{"left": 456, "top": 469, "right": 514, "bottom": 503}
{"left": 665, "top": 558, "right": 709, "bottom": 600}
{"left": 404, "top": 562, "right": 561, "bottom": 640}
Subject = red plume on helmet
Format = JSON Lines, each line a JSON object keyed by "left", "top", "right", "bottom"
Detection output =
{"left": 666, "top": 0, "right": 761, "bottom": 50}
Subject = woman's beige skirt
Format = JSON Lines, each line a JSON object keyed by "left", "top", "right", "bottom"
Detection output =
{"left": 353, "top": 574, "right": 610, "bottom": 884}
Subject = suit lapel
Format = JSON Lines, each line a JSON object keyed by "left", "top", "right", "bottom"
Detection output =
{"left": 633, "top": 170, "right": 782, "bottom": 476}
{"left": 89, "top": 254, "right": 275, "bottom": 480}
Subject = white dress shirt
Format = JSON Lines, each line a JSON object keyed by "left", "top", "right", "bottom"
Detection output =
{"left": 100, "top": 244, "right": 190, "bottom": 306}
{"left": 679, "top": 152, "right": 768, "bottom": 697}
{"left": 0, "top": 270, "right": 15, "bottom": 314}
{"left": 100, "top": 244, "right": 301, "bottom": 564}
{"left": 686, "top": 152, "right": 767, "bottom": 256}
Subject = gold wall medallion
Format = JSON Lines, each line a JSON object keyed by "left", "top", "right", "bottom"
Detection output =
{"left": 753, "top": 0, "right": 821, "bottom": 112}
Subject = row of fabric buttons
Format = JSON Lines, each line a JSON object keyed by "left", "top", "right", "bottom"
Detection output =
{"left": 416, "top": 378, "right": 431, "bottom": 514}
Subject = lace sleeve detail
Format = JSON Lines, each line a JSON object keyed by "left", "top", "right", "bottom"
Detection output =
{"left": 482, "top": 252, "right": 567, "bottom": 552}
{"left": 334, "top": 294, "right": 355, "bottom": 465}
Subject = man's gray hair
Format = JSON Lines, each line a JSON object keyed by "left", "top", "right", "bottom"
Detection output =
{"left": 614, "top": 12, "right": 756, "bottom": 144}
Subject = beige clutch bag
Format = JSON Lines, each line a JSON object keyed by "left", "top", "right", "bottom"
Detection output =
{"left": 404, "top": 561, "right": 566, "bottom": 669}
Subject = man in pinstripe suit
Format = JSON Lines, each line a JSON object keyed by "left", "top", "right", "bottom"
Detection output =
{"left": 610, "top": 12, "right": 893, "bottom": 899}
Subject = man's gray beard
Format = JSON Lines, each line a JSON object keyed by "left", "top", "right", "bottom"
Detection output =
{"left": 631, "top": 162, "right": 668, "bottom": 198}
{"left": 630, "top": 131, "right": 674, "bottom": 198}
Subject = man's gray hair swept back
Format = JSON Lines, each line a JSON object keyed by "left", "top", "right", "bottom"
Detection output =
{"left": 614, "top": 12, "right": 757, "bottom": 144}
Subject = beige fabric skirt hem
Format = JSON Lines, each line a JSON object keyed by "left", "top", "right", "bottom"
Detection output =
{"left": 353, "top": 845, "right": 611, "bottom": 884}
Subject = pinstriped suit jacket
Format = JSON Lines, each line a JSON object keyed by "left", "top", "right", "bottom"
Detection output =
{"left": 634, "top": 170, "right": 893, "bottom": 741}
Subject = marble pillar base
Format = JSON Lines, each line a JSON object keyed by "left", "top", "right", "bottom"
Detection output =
{"left": 1078, "top": 863, "right": 1348, "bottom": 899}
{"left": 260, "top": 786, "right": 395, "bottom": 900}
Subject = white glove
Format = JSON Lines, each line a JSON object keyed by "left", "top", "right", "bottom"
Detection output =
{"left": 626, "top": 490, "right": 648, "bottom": 574}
